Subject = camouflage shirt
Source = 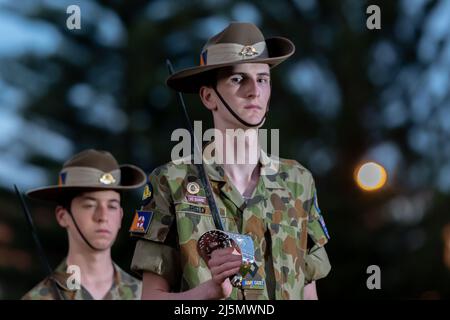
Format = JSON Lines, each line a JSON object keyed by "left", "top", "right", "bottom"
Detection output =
{"left": 22, "top": 259, "right": 142, "bottom": 300}
{"left": 130, "top": 150, "right": 331, "bottom": 300}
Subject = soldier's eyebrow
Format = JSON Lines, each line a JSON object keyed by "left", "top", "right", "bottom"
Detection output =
{"left": 80, "top": 196, "right": 119, "bottom": 204}
{"left": 230, "top": 72, "right": 270, "bottom": 77}
{"left": 80, "top": 196, "right": 97, "bottom": 202}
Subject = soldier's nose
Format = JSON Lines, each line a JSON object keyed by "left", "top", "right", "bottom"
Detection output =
{"left": 246, "top": 79, "right": 260, "bottom": 98}
{"left": 94, "top": 205, "right": 108, "bottom": 222}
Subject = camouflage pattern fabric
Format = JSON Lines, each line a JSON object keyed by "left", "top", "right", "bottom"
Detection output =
{"left": 130, "top": 149, "right": 331, "bottom": 300}
{"left": 22, "top": 259, "right": 142, "bottom": 300}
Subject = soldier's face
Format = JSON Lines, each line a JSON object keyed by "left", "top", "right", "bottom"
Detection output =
{"left": 209, "top": 63, "right": 271, "bottom": 128}
{"left": 60, "top": 190, "right": 123, "bottom": 251}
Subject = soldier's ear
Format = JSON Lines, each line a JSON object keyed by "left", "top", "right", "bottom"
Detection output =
{"left": 55, "top": 206, "right": 69, "bottom": 228}
{"left": 199, "top": 86, "right": 217, "bottom": 111}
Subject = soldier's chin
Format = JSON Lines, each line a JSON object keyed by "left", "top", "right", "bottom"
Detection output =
{"left": 91, "top": 239, "right": 114, "bottom": 250}
{"left": 245, "top": 115, "right": 266, "bottom": 128}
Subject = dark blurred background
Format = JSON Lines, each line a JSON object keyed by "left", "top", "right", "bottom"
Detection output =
{"left": 1, "top": 0, "right": 450, "bottom": 299}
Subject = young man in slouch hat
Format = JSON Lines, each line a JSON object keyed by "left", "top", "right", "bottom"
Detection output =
{"left": 23, "top": 149, "right": 146, "bottom": 300}
{"left": 130, "top": 22, "right": 331, "bottom": 300}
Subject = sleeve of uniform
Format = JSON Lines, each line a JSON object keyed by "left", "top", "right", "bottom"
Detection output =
{"left": 129, "top": 166, "right": 180, "bottom": 288}
{"left": 304, "top": 175, "right": 331, "bottom": 283}
{"left": 21, "top": 278, "right": 56, "bottom": 300}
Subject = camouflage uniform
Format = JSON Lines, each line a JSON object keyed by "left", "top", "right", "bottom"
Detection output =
{"left": 22, "top": 259, "right": 142, "bottom": 300}
{"left": 130, "top": 150, "right": 331, "bottom": 300}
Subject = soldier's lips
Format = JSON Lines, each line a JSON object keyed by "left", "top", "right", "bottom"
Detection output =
{"left": 95, "top": 229, "right": 111, "bottom": 234}
{"left": 244, "top": 104, "right": 261, "bottom": 110}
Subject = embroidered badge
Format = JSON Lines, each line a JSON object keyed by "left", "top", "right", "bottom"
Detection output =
{"left": 129, "top": 211, "right": 153, "bottom": 234}
{"left": 141, "top": 182, "right": 153, "bottom": 207}
{"left": 319, "top": 215, "right": 330, "bottom": 240}
{"left": 313, "top": 192, "right": 330, "bottom": 239}
{"left": 188, "top": 205, "right": 206, "bottom": 214}
{"left": 186, "top": 194, "right": 207, "bottom": 205}
{"left": 241, "top": 279, "right": 265, "bottom": 290}
{"left": 313, "top": 192, "right": 321, "bottom": 214}
{"left": 186, "top": 182, "right": 200, "bottom": 195}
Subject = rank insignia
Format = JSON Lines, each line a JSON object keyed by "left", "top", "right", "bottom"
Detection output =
{"left": 129, "top": 210, "right": 153, "bottom": 234}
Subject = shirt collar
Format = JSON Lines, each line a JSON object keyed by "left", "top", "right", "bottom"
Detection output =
{"left": 51, "top": 258, "right": 126, "bottom": 292}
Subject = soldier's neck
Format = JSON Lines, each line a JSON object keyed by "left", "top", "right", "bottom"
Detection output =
{"left": 66, "top": 249, "right": 114, "bottom": 299}
{"left": 215, "top": 126, "right": 261, "bottom": 197}
{"left": 226, "top": 163, "right": 261, "bottom": 199}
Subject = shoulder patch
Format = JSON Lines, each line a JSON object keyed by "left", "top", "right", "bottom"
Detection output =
{"left": 129, "top": 210, "right": 153, "bottom": 234}
{"left": 313, "top": 192, "right": 321, "bottom": 214}
{"left": 319, "top": 215, "right": 330, "bottom": 240}
{"left": 312, "top": 192, "right": 330, "bottom": 240}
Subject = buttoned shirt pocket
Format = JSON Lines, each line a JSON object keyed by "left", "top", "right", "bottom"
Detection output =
{"left": 173, "top": 200, "right": 235, "bottom": 239}
{"left": 173, "top": 200, "right": 237, "bottom": 289}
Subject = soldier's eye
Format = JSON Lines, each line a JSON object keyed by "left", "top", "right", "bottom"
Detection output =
{"left": 230, "top": 75, "right": 243, "bottom": 84}
{"left": 258, "top": 77, "right": 270, "bottom": 84}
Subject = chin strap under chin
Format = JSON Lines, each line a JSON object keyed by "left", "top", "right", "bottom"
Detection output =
{"left": 213, "top": 87, "right": 270, "bottom": 128}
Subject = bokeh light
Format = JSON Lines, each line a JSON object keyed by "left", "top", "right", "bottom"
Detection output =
{"left": 356, "top": 162, "right": 388, "bottom": 191}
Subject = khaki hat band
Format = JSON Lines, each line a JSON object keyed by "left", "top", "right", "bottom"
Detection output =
{"left": 59, "top": 167, "right": 121, "bottom": 187}
{"left": 202, "top": 41, "right": 268, "bottom": 66}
